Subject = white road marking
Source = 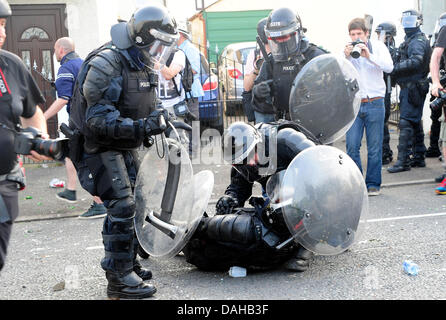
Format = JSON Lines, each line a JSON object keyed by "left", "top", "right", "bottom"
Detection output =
{"left": 363, "top": 212, "right": 446, "bottom": 223}
{"left": 86, "top": 246, "right": 103, "bottom": 251}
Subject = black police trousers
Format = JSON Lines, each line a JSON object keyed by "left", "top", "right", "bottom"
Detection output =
{"left": 0, "top": 181, "right": 19, "bottom": 272}
{"left": 183, "top": 211, "right": 295, "bottom": 271}
{"left": 383, "top": 91, "right": 393, "bottom": 158}
{"left": 74, "top": 150, "right": 140, "bottom": 275}
{"left": 398, "top": 87, "right": 427, "bottom": 159}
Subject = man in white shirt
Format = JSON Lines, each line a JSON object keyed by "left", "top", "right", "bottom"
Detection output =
{"left": 344, "top": 18, "right": 394, "bottom": 196}
{"left": 157, "top": 49, "right": 186, "bottom": 113}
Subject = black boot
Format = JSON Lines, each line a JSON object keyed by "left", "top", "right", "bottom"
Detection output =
{"left": 133, "top": 259, "right": 152, "bottom": 281}
{"left": 382, "top": 153, "right": 393, "bottom": 165}
{"left": 284, "top": 246, "right": 314, "bottom": 272}
{"left": 133, "top": 238, "right": 152, "bottom": 280}
{"left": 426, "top": 147, "right": 441, "bottom": 158}
{"left": 388, "top": 123, "right": 412, "bottom": 174}
{"left": 410, "top": 156, "right": 426, "bottom": 168}
{"left": 388, "top": 160, "right": 411, "bottom": 173}
{"left": 106, "top": 271, "right": 156, "bottom": 299}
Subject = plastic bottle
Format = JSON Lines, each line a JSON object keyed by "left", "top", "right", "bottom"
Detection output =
{"left": 229, "top": 266, "right": 247, "bottom": 278}
{"left": 403, "top": 260, "right": 419, "bottom": 276}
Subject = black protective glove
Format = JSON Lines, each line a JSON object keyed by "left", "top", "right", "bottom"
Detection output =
{"left": 144, "top": 108, "right": 169, "bottom": 137}
{"left": 252, "top": 80, "right": 272, "bottom": 100}
{"left": 215, "top": 195, "right": 239, "bottom": 215}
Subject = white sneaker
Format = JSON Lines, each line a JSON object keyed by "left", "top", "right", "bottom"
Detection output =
{"left": 368, "top": 188, "right": 381, "bottom": 196}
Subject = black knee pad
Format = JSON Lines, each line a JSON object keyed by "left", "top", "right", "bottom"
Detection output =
{"left": 399, "top": 118, "right": 412, "bottom": 130}
{"left": 107, "top": 197, "right": 135, "bottom": 220}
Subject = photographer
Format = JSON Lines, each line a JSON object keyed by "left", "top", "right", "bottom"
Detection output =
{"left": 344, "top": 18, "right": 394, "bottom": 196}
{"left": 388, "top": 10, "right": 431, "bottom": 174}
{"left": 427, "top": 13, "right": 446, "bottom": 162}
{"left": 0, "top": 0, "right": 51, "bottom": 272}
{"left": 430, "top": 21, "right": 446, "bottom": 194}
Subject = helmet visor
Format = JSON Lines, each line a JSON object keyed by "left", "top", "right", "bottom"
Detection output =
{"left": 268, "top": 31, "right": 300, "bottom": 62}
{"left": 141, "top": 29, "right": 179, "bottom": 70}
{"left": 222, "top": 123, "right": 262, "bottom": 164}
{"left": 401, "top": 15, "right": 419, "bottom": 28}
{"left": 377, "top": 30, "right": 394, "bottom": 47}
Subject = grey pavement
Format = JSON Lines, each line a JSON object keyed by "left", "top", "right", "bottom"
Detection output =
{"left": 15, "top": 126, "right": 444, "bottom": 223}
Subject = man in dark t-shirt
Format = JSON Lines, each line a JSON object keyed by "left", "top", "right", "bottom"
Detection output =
{"left": 0, "top": 0, "right": 50, "bottom": 271}
{"left": 431, "top": 25, "right": 446, "bottom": 194}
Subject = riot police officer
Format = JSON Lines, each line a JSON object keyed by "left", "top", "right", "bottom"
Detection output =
{"left": 183, "top": 121, "right": 318, "bottom": 272}
{"left": 252, "top": 7, "right": 327, "bottom": 121}
{"left": 69, "top": 5, "right": 177, "bottom": 299}
{"left": 388, "top": 10, "right": 431, "bottom": 173}
{"left": 376, "top": 22, "right": 397, "bottom": 165}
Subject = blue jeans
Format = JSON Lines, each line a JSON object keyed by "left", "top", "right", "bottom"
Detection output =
{"left": 346, "top": 98, "right": 385, "bottom": 190}
{"left": 254, "top": 111, "right": 275, "bottom": 124}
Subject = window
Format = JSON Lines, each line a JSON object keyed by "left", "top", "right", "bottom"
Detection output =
{"left": 20, "top": 27, "right": 50, "bottom": 41}
{"left": 21, "top": 50, "right": 31, "bottom": 70}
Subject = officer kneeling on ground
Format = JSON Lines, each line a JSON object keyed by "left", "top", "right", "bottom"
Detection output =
{"left": 68, "top": 4, "right": 178, "bottom": 299}
{"left": 183, "top": 121, "right": 319, "bottom": 272}
{"left": 252, "top": 7, "right": 327, "bottom": 122}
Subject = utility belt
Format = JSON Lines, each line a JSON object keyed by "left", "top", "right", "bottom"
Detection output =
{"left": 0, "top": 161, "right": 26, "bottom": 191}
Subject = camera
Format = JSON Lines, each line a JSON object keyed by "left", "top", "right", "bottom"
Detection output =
{"left": 14, "top": 127, "right": 68, "bottom": 161}
{"left": 430, "top": 89, "right": 446, "bottom": 112}
{"left": 350, "top": 40, "right": 366, "bottom": 59}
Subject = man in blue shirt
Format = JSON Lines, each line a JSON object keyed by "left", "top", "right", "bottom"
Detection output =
{"left": 44, "top": 37, "right": 107, "bottom": 219}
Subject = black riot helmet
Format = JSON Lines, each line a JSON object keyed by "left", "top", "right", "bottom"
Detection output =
{"left": 401, "top": 9, "right": 423, "bottom": 28}
{"left": 0, "top": 0, "right": 11, "bottom": 18}
{"left": 111, "top": 4, "right": 178, "bottom": 69}
{"left": 375, "top": 22, "right": 396, "bottom": 46}
{"left": 222, "top": 122, "right": 262, "bottom": 165}
{"left": 375, "top": 22, "right": 397, "bottom": 37}
{"left": 222, "top": 122, "right": 267, "bottom": 183}
{"left": 257, "top": 17, "right": 268, "bottom": 44}
{"left": 265, "top": 7, "right": 304, "bottom": 62}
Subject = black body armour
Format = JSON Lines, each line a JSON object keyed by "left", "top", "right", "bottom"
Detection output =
{"left": 116, "top": 56, "right": 158, "bottom": 122}
{"left": 70, "top": 45, "right": 158, "bottom": 152}
{"left": 272, "top": 60, "right": 301, "bottom": 116}
{"left": 270, "top": 43, "right": 327, "bottom": 118}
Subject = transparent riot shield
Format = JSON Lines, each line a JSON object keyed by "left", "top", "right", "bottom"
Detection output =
{"left": 279, "top": 145, "right": 368, "bottom": 255}
{"left": 289, "top": 54, "right": 361, "bottom": 144}
{"left": 134, "top": 135, "right": 214, "bottom": 259}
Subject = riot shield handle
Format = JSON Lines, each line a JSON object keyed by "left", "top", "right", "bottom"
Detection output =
{"left": 159, "top": 114, "right": 167, "bottom": 131}
{"left": 145, "top": 210, "right": 179, "bottom": 240}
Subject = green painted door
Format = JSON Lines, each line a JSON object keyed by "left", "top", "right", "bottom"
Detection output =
{"left": 203, "top": 10, "right": 272, "bottom": 63}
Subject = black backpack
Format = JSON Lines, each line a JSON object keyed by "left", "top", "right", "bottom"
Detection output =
{"left": 68, "top": 42, "right": 117, "bottom": 134}
{"left": 166, "top": 48, "right": 194, "bottom": 100}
